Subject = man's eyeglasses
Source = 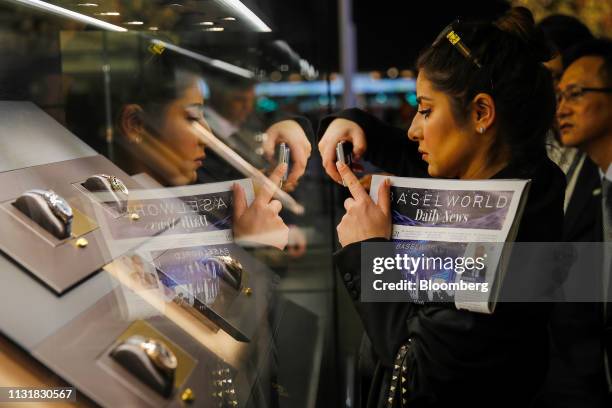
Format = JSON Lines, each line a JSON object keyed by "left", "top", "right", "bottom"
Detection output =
{"left": 556, "top": 85, "right": 612, "bottom": 105}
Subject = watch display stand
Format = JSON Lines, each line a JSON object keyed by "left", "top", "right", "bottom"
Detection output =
{"left": 0, "top": 155, "right": 158, "bottom": 295}
{"left": 13, "top": 191, "right": 73, "bottom": 239}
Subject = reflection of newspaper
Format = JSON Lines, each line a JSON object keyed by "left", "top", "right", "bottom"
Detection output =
{"left": 371, "top": 175, "right": 530, "bottom": 314}
{"left": 100, "top": 179, "right": 254, "bottom": 323}
{"left": 95, "top": 179, "right": 253, "bottom": 256}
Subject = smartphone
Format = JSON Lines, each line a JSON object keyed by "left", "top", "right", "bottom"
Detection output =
{"left": 277, "top": 142, "right": 290, "bottom": 187}
{"left": 336, "top": 141, "right": 353, "bottom": 168}
{"left": 336, "top": 141, "right": 353, "bottom": 186}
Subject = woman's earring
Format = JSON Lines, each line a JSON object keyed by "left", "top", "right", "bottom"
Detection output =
{"left": 477, "top": 127, "right": 485, "bottom": 134}
{"left": 132, "top": 134, "right": 143, "bottom": 144}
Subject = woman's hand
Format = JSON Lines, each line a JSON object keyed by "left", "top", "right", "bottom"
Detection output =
{"left": 318, "top": 118, "right": 367, "bottom": 185}
{"left": 263, "top": 120, "right": 312, "bottom": 192}
{"left": 287, "top": 225, "right": 308, "bottom": 258}
{"left": 233, "top": 164, "right": 290, "bottom": 249}
{"left": 336, "top": 162, "right": 391, "bottom": 247}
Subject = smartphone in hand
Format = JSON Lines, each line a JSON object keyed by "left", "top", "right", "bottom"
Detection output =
{"left": 336, "top": 141, "right": 353, "bottom": 168}
{"left": 336, "top": 141, "right": 354, "bottom": 186}
{"left": 278, "top": 142, "right": 290, "bottom": 187}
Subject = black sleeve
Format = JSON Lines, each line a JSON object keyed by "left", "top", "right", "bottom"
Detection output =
{"left": 318, "top": 108, "right": 428, "bottom": 178}
{"left": 235, "top": 241, "right": 290, "bottom": 278}
{"left": 333, "top": 237, "right": 419, "bottom": 367}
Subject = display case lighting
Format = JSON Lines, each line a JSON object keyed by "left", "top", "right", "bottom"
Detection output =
{"left": 215, "top": 0, "right": 270, "bottom": 32}
{"left": 96, "top": 12, "right": 120, "bottom": 16}
{"left": 221, "top": 16, "right": 236, "bottom": 21}
{"left": 149, "top": 26, "right": 159, "bottom": 31}
{"left": 199, "top": 21, "right": 215, "bottom": 26}
{"left": 76, "top": 3, "right": 98, "bottom": 6}
{"left": 9, "top": 0, "right": 127, "bottom": 31}
{"left": 204, "top": 27, "right": 224, "bottom": 32}
{"left": 124, "top": 21, "right": 144, "bottom": 25}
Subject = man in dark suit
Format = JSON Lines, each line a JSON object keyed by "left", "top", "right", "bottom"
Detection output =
{"left": 537, "top": 39, "right": 612, "bottom": 407}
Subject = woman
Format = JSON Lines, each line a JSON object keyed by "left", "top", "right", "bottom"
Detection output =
{"left": 318, "top": 7, "right": 565, "bottom": 407}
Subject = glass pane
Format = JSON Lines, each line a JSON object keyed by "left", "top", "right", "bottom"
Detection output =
{"left": 0, "top": 1, "right": 339, "bottom": 406}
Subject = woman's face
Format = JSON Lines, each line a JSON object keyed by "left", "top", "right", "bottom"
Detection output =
{"left": 151, "top": 76, "right": 207, "bottom": 185}
{"left": 408, "top": 72, "right": 482, "bottom": 178}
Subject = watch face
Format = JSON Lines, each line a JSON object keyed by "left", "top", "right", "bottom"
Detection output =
{"left": 27, "top": 189, "right": 73, "bottom": 225}
{"left": 142, "top": 339, "right": 178, "bottom": 372}
{"left": 216, "top": 255, "right": 243, "bottom": 273}
{"left": 47, "top": 192, "right": 73, "bottom": 221}
{"left": 111, "top": 176, "right": 128, "bottom": 194}
{"left": 214, "top": 255, "right": 243, "bottom": 290}
{"left": 109, "top": 176, "right": 129, "bottom": 195}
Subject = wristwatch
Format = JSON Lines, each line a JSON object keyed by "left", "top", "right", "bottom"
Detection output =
{"left": 83, "top": 174, "right": 129, "bottom": 213}
{"left": 99, "top": 174, "right": 129, "bottom": 195}
{"left": 139, "top": 337, "right": 178, "bottom": 376}
{"left": 111, "top": 335, "right": 177, "bottom": 397}
{"left": 119, "top": 335, "right": 177, "bottom": 375}
{"left": 28, "top": 189, "right": 73, "bottom": 226}
{"left": 214, "top": 255, "right": 244, "bottom": 290}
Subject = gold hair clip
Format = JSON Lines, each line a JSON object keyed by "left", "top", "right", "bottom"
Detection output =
{"left": 148, "top": 42, "right": 165, "bottom": 56}
{"left": 433, "top": 20, "right": 482, "bottom": 69}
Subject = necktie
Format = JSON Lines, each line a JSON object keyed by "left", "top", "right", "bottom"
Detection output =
{"left": 602, "top": 178, "right": 612, "bottom": 243}
{"left": 601, "top": 178, "right": 612, "bottom": 391}
{"left": 601, "top": 179, "right": 612, "bottom": 310}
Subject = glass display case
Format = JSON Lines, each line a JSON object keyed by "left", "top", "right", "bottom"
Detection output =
{"left": 0, "top": 1, "right": 345, "bottom": 406}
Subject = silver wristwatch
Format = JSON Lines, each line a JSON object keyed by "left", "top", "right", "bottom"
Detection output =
{"left": 28, "top": 189, "right": 73, "bottom": 226}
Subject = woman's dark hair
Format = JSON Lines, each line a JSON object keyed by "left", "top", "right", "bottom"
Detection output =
{"left": 114, "top": 39, "right": 202, "bottom": 126}
{"left": 416, "top": 7, "right": 556, "bottom": 169}
{"left": 66, "top": 36, "right": 202, "bottom": 153}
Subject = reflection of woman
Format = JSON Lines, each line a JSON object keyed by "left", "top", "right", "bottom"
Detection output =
{"left": 113, "top": 51, "right": 207, "bottom": 187}
{"left": 67, "top": 43, "right": 291, "bottom": 249}
{"left": 115, "top": 49, "right": 290, "bottom": 248}
{"left": 319, "top": 8, "right": 563, "bottom": 407}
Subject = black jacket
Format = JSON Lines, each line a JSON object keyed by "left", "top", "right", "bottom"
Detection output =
{"left": 321, "top": 109, "right": 566, "bottom": 407}
{"left": 535, "top": 156, "right": 611, "bottom": 407}
{"left": 564, "top": 157, "right": 603, "bottom": 242}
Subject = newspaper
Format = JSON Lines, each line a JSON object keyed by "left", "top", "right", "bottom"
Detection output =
{"left": 370, "top": 175, "right": 530, "bottom": 314}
